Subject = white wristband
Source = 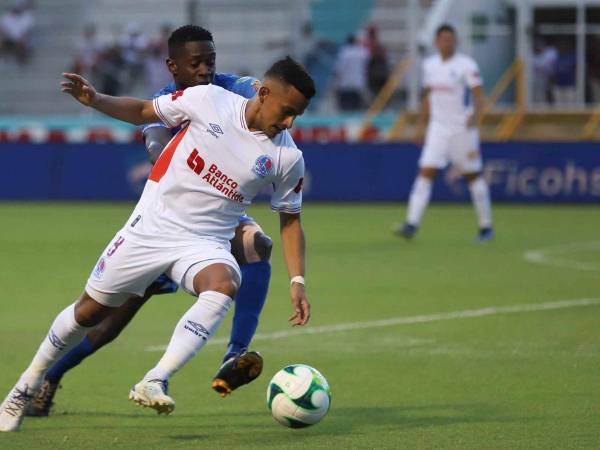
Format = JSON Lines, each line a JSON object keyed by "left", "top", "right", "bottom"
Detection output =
{"left": 290, "top": 275, "right": 305, "bottom": 286}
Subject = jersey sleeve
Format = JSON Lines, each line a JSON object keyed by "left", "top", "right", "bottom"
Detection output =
{"left": 230, "top": 76, "right": 260, "bottom": 99}
{"left": 271, "top": 154, "right": 304, "bottom": 214}
{"left": 215, "top": 73, "right": 260, "bottom": 99}
{"left": 464, "top": 58, "right": 483, "bottom": 88}
{"left": 152, "top": 85, "right": 210, "bottom": 128}
{"left": 142, "top": 83, "right": 176, "bottom": 134}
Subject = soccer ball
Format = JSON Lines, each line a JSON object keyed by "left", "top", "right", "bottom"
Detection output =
{"left": 266, "top": 364, "right": 331, "bottom": 428}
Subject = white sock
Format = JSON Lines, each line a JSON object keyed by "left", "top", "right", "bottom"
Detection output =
{"left": 20, "top": 303, "right": 91, "bottom": 388}
{"left": 406, "top": 175, "right": 433, "bottom": 226}
{"left": 469, "top": 176, "right": 493, "bottom": 228}
{"left": 143, "top": 291, "right": 232, "bottom": 382}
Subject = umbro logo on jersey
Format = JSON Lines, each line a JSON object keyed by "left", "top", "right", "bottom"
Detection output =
{"left": 206, "top": 123, "right": 224, "bottom": 138}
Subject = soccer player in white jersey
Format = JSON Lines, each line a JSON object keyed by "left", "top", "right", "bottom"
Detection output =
{"left": 0, "top": 57, "right": 314, "bottom": 431}
{"left": 396, "top": 24, "right": 493, "bottom": 242}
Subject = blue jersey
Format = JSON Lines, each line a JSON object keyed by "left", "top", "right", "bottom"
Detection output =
{"left": 141, "top": 73, "right": 258, "bottom": 135}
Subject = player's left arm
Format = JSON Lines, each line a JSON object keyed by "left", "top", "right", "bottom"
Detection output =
{"left": 465, "top": 59, "right": 484, "bottom": 128}
{"left": 271, "top": 151, "right": 309, "bottom": 326}
{"left": 279, "top": 212, "right": 310, "bottom": 326}
{"left": 469, "top": 85, "right": 484, "bottom": 128}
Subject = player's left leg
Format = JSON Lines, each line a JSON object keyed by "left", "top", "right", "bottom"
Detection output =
{"left": 130, "top": 252, "right": 241, "bottom": 415}
{"left": 453, "top": 128, "right": 493, "bottom": 241}
{"left": 0, "top": 292, "right": 117, "bottom": 432}
{"left": 210, "top": 219, "right": 272, "bottom": 396}
{"left": 464, "top": 171, "right": 493, "bottom": 241}
{"left": 27, "top": 276, "right": 178, "bottom": 417}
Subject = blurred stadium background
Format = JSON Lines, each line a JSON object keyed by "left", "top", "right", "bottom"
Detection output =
{"left": 0, "top": 0, "right": 599, "bottom": 203}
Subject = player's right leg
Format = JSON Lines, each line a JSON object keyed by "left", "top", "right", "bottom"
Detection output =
{"left": 0, "top": 292, "right": 115, "bottom": 432}
{"left": 449, "top": 128, "right": 493, "bottom": 241}
{"left": 130, "top": 246, "right": 241, "bottom": 415}
{"left": 396, "top": 126, "right": 448, "bottom": 239}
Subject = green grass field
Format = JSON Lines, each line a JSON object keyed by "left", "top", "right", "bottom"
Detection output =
{"left": 1, "top": 202, "right": 599, "bottom": 449}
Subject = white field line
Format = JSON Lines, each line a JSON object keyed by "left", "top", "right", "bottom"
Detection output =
{"left": 524, "top": 241, "right": 600, "bottom": 272}
{"left": 144, "top": 298, "right": 600, "bottom": 352}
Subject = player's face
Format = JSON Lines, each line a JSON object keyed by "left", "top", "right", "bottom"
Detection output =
{"left": 256, "top": 81, "right": 309, "bottom": 138}
{"left": 167, "top": 41, "right": 216, "bottom": 89}
{"left": 436, "top": 31, "right": 456, "bottom": 57}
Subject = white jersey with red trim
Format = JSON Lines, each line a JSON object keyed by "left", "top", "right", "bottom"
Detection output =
{"left": 423, "top": 52, "right": 482, "bottom": 130}
{"left": 123, "top": 84, "right": 304, "bottom": 247}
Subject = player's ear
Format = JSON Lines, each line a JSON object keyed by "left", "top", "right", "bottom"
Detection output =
{"left": 258, "top": 86, "right": 270, "bottom": 104}
{"left": 166, "top": 58, "right": 177, "bottom": 76}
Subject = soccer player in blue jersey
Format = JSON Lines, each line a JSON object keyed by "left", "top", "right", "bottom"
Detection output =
{"left": 27, "top": 25, "right": 271, "bottom": 416}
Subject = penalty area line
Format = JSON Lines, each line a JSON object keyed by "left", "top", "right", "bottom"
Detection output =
{"left": 144, "top": 298, "right": 600, "bottom": 352}
{"left": 524, "top": 241, "right": 600, "bottom": 272}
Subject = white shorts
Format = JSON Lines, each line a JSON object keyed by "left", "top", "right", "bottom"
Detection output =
{"left": 419, "top": 126, "right": 482, "bottom": 173}
{"left": 85, "top": 231, "right": 241, "bottom": 307}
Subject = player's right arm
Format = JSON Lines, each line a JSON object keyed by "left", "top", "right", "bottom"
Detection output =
{"left": 414, "top": 87, "right": 430, "bottom": 146}
{"left": 61, "top": 73, "right": 159, "bottom": 125}
{"left": 415, "top": 59, "right": 432, "bottom": 145}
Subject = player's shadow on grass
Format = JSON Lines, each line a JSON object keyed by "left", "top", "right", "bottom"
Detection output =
{"left": 331, "top": 404, "right": 542, "bottom": 430}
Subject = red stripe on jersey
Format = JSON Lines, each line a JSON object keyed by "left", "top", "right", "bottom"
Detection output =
{"left": 148, "top": 125, "right": 189, "bottom": 182}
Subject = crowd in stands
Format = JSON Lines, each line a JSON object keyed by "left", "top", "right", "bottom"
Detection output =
{"left": 333, "top": 25, "right": 389, "bottom": 111}
{"left": 532, "top": 36, "right": 600, "bottom": 107}
{"left": 71, "top": 23, "right": 172, "bottom": 98}
{"left": 0, "top": 0, "right": 35, "bottom": 66}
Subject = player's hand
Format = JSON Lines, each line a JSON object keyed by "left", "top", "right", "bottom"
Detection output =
{"left": 466, "top": 114, "right": 479, "bottom": 129}
{"left": 414, "top": 132, "right": 425, "bottom": 147}
{"left": 61, "top": 72, "right": 98, "bottom": 107}
{"left": 288, "top": 283, "right": 310, "bottom": 327}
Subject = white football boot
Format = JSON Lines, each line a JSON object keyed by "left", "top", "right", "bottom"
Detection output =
{"left": 0, "top": 382, "right": 38, "bottom": 432}
{"left": 129, "top": 379, "right": 175, "bottom": 415}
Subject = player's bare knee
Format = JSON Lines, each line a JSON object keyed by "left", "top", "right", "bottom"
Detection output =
{"left": 464, "top": 171, "right": 482, "bottom": 184}
{"left": 253, "top": 231, "right": 273, "bottom": 262}
{"left": 193, "top": 264, "right": 240, "bottom": 298}
{"left": 74, "top": 291, "right": 113, "bottom": 327}
{"left": 420, "top": 167, "right": 438, "bottom": 179}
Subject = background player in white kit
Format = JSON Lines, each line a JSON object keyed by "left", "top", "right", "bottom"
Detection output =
{"left": 0, "top": 57, "right": 314, "bottom": 431}
{"left": 396, "top": 24, "right": 493, "bottom": 242}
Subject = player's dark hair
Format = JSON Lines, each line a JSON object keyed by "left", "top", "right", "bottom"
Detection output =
{"left": 436, "top": 23, "right": 456, "bottom": 36}
{"left": 264, "top": 56, "right": 316, "bottom": 100}
{"left": 168, "top": 25, "right": 213, "bottom": 56}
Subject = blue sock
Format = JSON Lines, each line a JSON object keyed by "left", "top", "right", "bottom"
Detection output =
{"left": 224, "top": 260, "right": 271, "bottom": 362}
{"left": 45, "top": 336, "right": 96, "bottom": 383}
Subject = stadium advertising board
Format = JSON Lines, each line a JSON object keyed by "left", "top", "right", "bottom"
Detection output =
{"left": 0, "top": 143, "right": 598, "bottom": 202}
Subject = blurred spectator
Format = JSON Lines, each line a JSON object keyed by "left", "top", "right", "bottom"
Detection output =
{"left": 364, "top": 24, "right": 389, "bottom": 99}
{"left": 553, "top": 40, "right": 577, "bottom": 107}
{"left": 145, "top": 24, "right": 172, "bottom": 95}
{"left": 334, "top": 35, "right": 369, "bottom": 111}
{"left": 71, "top": 23, "right": 102, "bottom": 79}
{"left": 95, "top": 44, "right": 125, "bottom": 96}
{"left": 532, "top": 38, "right": 557, "bottom": 106}
{"left": 586, "top": 36, "right": 600, "bottom": 104}
{"left": 119, "top": 23, "right": 149, "bottom": 92}
{"left": 0, "top": 0, "right": 35, "bottom": 66}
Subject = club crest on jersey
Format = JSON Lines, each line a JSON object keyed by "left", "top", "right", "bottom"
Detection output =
{"left": 252, "top": 155, "right": 273, "bottom": 178}
{"left": 93, "top": 257, "right": 106, "bottom": 279}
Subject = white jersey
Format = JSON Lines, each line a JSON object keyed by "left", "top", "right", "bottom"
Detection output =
{"left": 423, "top": 52, "right": 482, "bottom": 130}
{"left": 123, "top": 84, "right": 304, "bottom": 247}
